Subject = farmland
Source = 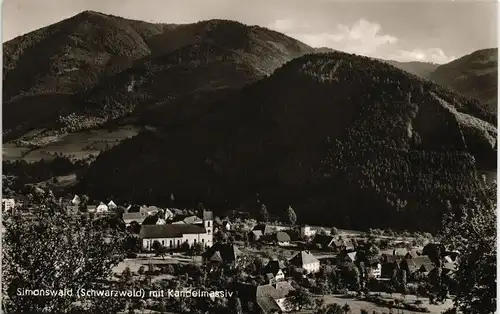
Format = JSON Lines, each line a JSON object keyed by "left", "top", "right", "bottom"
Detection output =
{"left": 3, "top": 126, "right": 140, "bottom": 163}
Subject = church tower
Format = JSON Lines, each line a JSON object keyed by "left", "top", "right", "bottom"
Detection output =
{"left": 202, "top": 209, "right": 214, "bottom": 247}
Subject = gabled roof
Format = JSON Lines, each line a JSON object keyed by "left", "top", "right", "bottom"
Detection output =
{"left": 256, "top": 281, "right": 295, "bottom": 313}
{"left": 251, "top": 230, "right": 263, "bottom": 237}
{"left": 123, "top": 212, "right": 146, "bottom": 222}
{"left": 253, "top": 224, "right": 274, "bottom": 235}
{"left": 406, "top": 249, "right": 421, "bottom": 258}
{"left": 382, "top": 254, "right": 401, "bottom": 263}
{"left": 202, "top": 243, "right": 242, "bottom": 263}
{"left": 276, "top": 231, "right": 291, "bottom": 242}
{"left": 264, "top": 259, "right": 286, "bottom": 275}
{"left": 141, "top": 206, "right": 160, "bottom": 214}
{"left": 183, "top": 215, "right": 203, "bottom": 224}
{"left": 347, "top": 252, "right": 357, "bottom": 262}
{"left": 108, "top": 200, "right": 117, "bottom": 207}
{"left": 405, "top": 256, "right": 434, "bottom": 273}
{"left": 313, "top": 234, "right": 335, "bottom": 247}
{"left": 289, "top": 251, "right": 319, "bottom": 267}
{"left": 140, "top": 224, "right": 206, "bottom": 238}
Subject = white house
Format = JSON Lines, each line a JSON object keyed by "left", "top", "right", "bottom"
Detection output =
{"left": 70, "top": 195, "right": 81, "bottom": 206}
{"left": 96, "top": 202, "right": 108, "bottom": 213}
{"left": 107, "top": 200, "right": 117, "bottom": 210}
{"left": 300, "top": 225, "right": 331, "bottom": 238}
{"left": 289, "top": 251, "right": 320, "bottom": 274}
{"left": 368, "top": 262, "right": 382, "bottom": 278}
{"left": 2, "top": 199, "right": 15, "bottom": 212}
{"left": 222, "top": 220, "right": 231, "bottom": 231}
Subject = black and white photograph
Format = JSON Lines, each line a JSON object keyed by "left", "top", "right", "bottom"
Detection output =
{"left": 1, "top": 0, "right": 497, "bottom": 313}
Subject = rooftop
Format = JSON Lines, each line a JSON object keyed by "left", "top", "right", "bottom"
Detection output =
{"left": 140, "top": 224, "right": 206, "bottom": 238}
{"left": 289, "top": 250, "right": 319, "bottom": 266}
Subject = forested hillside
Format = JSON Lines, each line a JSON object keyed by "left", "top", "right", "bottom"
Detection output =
{"left": 3, "top": 12, "right": 313, "bottom": 139}
{"left": 78, "top": 52, "right": 496, "bottom": 232}
{"left": 430, "top": 48, "right": 498, "bottom": 113}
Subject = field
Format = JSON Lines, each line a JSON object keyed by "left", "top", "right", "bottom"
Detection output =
{"left": 322, "top": 293, "right": 454, "bottom": 314}
{"left": 3, "top": 126, "right": 140, "bottom": 163}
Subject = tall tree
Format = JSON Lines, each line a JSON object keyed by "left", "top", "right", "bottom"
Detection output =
{"left": 260, "top": 204, "right": 270, "bottom": 222}
{"left": 286, "top": 205, "right": 297, "bottom": 225}
{"left": 285, "top": 286, "right": 313, "bottom": 310}
{"left": 441, "top": 182, "right": 496, "bottom": 314}
{"left": 2, "top": 195, "right": 127, "bottom": 313}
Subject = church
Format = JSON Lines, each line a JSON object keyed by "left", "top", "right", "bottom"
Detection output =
{"left": 140, "top": 210, "right": 213, "bottom": 250}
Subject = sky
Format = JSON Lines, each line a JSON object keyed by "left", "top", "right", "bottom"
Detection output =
{"left": 2, "top": 0, "right": 498, "bottom": 64}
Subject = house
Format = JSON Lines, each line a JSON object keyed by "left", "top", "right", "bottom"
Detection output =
{"left": 222, "top": 220, "right": 231, "bottom": 231}
{"left": 96, "top": 202, "right": 108, "bottom": 213}
{"left": 300, "top": 225, "right": 331, "bottom": 238}
{"left": 70, "top": 195, "right": 80, "bottom": 206}
{"left": 401, "top": 256, "right": 434, "bottom": 276}
{"left": 254, "top": 224, "right": 275, "bottom": 235}
{"left": 312, "top": 235, "right": 336, "bottom": 250}
{"left": 393, "top": 248, "right": 408, "bottom": 256}
{"left": 140, "top": 224, "right": 211, "bottom": 250}
{"left": 107, "top": 200, "right": 117, "bottom": 210}
{"left": 443, "top": 250, "right": 460, "bottom": 262}
{"left": 249, "top": 224, "right": 275, "bottom": 241}
{"left": 343, "top": 239, "right": 355, "bottom": 252}
{"left": 339, "top": 251, "right": 357, "bottom": 263}
{"left": 256, "top": 281, "right": 295, "bottom": 313}
{"left": 140, "top": 206, "right": 160, "bottom": 216}
{"left": 123, "top": 212, "right": 147, "bottom": 226}
{"left": 202, "top": 243, "right": 242, "bottom": 265}
{"left": 289, "top": 251, "right": 320, "bottom": 274}
{"left": 164, "top": 208, "right": 174, "bottom": 220}
{"left": 265, "top": 269, "right": 285, "bottom": 284}
{"left": 381, "top": 254, "right": 402, "bottom": 278}
{"left": 264, "top": 259, "right": 286, "bottom": 283}
{"left": 405, "top": 249, "right": 422, "bottom": 259}
{"left": 2, "top": 199, "right": 15, "bottom": 212}
{"left": 363, "top": 260, "right": 382, "bottom": 278}
{"left": 275, "top": 232, "right": 291, "bottom": 246}
{"left": 87, "top": 205, "right": 97, "bottom": 213}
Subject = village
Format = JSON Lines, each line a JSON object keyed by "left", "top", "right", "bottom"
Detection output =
{"left": 2, "top": 194, "right": 459, "bottom": 314}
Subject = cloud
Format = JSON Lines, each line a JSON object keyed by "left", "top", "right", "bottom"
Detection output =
{"left": 267, "top": 18, "right": 454, "bottom": 64}
{"left": 269, "top": 18, "right": 398, "bottom": 55}
{"left": 387, "top": 48, "right": 456, "bottom": 64}
{"left": 267, "top": 18, "right": 310, "bottom": 33}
